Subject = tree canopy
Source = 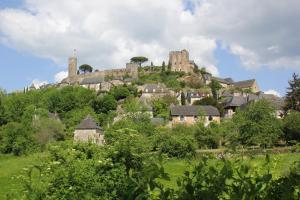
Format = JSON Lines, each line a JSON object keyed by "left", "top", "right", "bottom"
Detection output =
{"left": 130, "top": 56, "right": 148, "bottom": 66}
{"left": 284, "top": 73, "right": 300, "bottom": 112}
{"left": 79, "top": 64, "right": 93, "bottom": 73}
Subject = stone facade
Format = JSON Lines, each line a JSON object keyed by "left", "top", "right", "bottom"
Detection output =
{"left": 169, "top": 49, "right": 195, "bottom": 73}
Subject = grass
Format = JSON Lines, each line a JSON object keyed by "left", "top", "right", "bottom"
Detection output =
{"left": 0, "top": 152, "right": 299, "bottom": 198}
{"left": 0, "top": 153, "right": 46, "bottom": 199}
{"left": 161, "top": 153, "right": 300, "bottom": 189}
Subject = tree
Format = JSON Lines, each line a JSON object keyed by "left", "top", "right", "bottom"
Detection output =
{"left": 167, "top": 61, "right": 171, "bottom": 72}
{"left": 209, "top": 80, "right": 222, "bottom": 100}
{"left": 110, "top": 86, "right": 131, "bottom": 100}
{"left": 130, "top": 56, "right": 148, "bottom": 66}
{"left": 92, "top": 94, "right": 117, "bottom": 114}
{"left": 284, "top": 73, "right": 300, "bottom": 112}
{"left": 181, "top": 92, "right": 186, "bottom": 105}
{"left": 161, "top": 61, "right": 166, "bottom": 72}
{"left": 283, "top": 112, "right": 300, "bottom": 143}
{"left": 233, "top": 99, "right": 282, "bottom": 147}
{"left": 79, "top": 64, "right": 93, "bottom": 73}
{"left": 0, "top": 97, "right": 6, "bottom": 126}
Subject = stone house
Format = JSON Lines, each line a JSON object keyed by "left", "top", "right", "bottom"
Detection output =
{"left": 233, "top": 79, "right": 260, "bottom": 93}
{"left": 74, "top": 115, "right": 105, "bottom": 145}
{"left": 186, "top": 92, "right": 210, "bottom": 105}
{"left": 170, "top": 105, "right": 220, "bottom": 126}
{"left": 223, "top": 96, "right": 248, "bottom": 118}
{"left": 140, "top": 84, "right": 169, "bottom": 99}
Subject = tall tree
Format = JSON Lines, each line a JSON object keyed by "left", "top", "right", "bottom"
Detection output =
{"left": 130, "top": 56, "right": 148, "bottom": 66}
{"left": 162, "top": 61, "right": 166, "bottom": 72}
{"left": 284, "top": 73, "right": 300, "bottom": 112}
{"left": 181, "top": 92, "right": 186, "bottom": 105}
{"left": 209, "top": 80, "right": 222, "bottom": 100}
{"left": 167, "top": 61, "right": 171, "bottom": 72}
{"left": 79, "top": 64, "right": 93, "bottom": 73}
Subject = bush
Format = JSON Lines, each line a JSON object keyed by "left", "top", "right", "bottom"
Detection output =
{"left": 283, "top": 112, "right": 300, "bottom": 143}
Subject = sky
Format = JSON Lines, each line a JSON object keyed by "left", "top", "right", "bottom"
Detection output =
{"left": 0, "top": 0, "right": 299, "bottom": 96}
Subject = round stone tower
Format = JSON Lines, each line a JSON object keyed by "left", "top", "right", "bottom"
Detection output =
{"left": 68, "top": 50, "right": 77, "bottom": 78}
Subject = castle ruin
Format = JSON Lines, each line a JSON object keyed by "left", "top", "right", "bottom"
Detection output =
{"left": 169, "top": 49, "right": 195, "bottom": 73}
{"left": 62, "top": 53, "right": 139, "bottom": 84}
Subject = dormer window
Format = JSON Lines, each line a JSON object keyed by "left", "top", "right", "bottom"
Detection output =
{"left": 145, "top": 89, "right": 148, "bottom": 92}
{"left": 180, "top": 115, "right": 185, "bottom": 121}
{"left": 153, "top": 89, "right": 156, "bottom": 93}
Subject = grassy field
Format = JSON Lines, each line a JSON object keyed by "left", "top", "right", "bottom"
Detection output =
{"left": 162, "top": 153, "right": 300, "bottom": 189}
{"left": 0, "top": 153, "right": 46, "bottom": 199}
{"left": 0, "top": 152, "right": 299, "bottom": 199}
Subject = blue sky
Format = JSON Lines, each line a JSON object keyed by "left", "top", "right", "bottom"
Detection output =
{"left": 0, "top": 0, "right": 299, "bottom": 95}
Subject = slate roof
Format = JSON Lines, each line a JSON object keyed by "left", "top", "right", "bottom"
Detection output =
{"left": 143, "top": 84, "right": 167, "bottom": 93}
{"left": 257, "top": 93, "right": 285, "bottom": 110}
{"left": 212, "top": 77, "right": 233, "bottom": 85}
{"left": 80, "top": 77, "right": 104, "bottom": 85}
{"left": 170, "top": 105, "right": 220, "bottom": 116}
{"left": 233, "top": 79, "right": 256, "bottom": 88}
{"left": 223, "top": 96, "right": 248, "bottom": 108}
{"left": 76, "top": 115, "right": 101, "bottom": 130}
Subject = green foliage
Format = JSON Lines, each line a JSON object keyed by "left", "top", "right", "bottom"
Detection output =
{"left": 180, "top": 92, "right": 186, "bottom": 105}
{"left": 209, "top": 80, "right": 222, "bottom": 100}
{"left": 92, "top": 94, "right": 117, "bottom": 114}
{"left": 284, "top": 73, "right": 300, "bottom": 112}
{"left": 130, "top": 56, "right": 148, "bottom": 66}
{"left": 110, "top": 85, "right": 131, "bottom": 100}
{"left": 283, "top": 111, "right": 300, "bottom": 143}
{"left": 152, "top": 99, "right": 169, "bottom": 119}
{"left": 194, "top": 123, "right": 219, "bottom": 149}
{"left": 0, "top": 122, "right": 34, "bottom": 155}
{"left": 162, "top": 61, "right": 166, "bottom": 72}
{"left": 152, "top": 126, "right": 197, "bottom": 158}
{"left": 79, "top": 64, "right": 93, "bottom": 73}
{"left": 233, "top": 99, "right": 283, "bottom": 147}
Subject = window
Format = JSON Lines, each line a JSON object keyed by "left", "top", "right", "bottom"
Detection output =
{"left": 194, "top": 116, "right": 198, "bottom": 121}
{"left": 180, "top": 115, "right": 185, "bottom": 121}
{"left": 208, "top": 116, "right": 213, "bottom": 121}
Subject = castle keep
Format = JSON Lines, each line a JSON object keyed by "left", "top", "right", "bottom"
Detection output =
{"left": 169, "top": 49, "right": 195, "bottom": 73}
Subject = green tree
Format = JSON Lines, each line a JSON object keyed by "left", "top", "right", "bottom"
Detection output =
{"left": 233, "top": 99, "right": 282, "bottom": 147}
{"left": 0, "top": 97, "right": 6, "bottom": 126}
{"left": 79, "top": 64, "right": 93, "bottom": 73}
{"left": 284, "top": 73, "right": 300, "bottom": 112}
{"left": 92, "top": 94, "right": 117, "bottom": 114}
{"left": 181, "top": 92, "right": 186, "bottom": 105}
{"left": 162, "top": 61, "right": 166, "bottom": 72}
{"left": 283, "top": 112, "right": 300, "bottom": 143}
{"left": 130, "top": 56, "right": 148, "bottom": 66}
{"left": 209, "top": 80, "right": 222, "bottom": 100}
{"left": 110, "top": 86, "right": 131, "bottom": 100}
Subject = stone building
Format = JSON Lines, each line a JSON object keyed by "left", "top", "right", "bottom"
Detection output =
{"left": 233, "top": 79, "right": 260, "bottom": 93}
{"left": 169, "top": 49, "right": 195, "bottom": 73}
{"left": 74, "top": 115, "right": 105, "bottom": 145}
{"left": 170, "top": 105, "right": 220, "bottom": 126}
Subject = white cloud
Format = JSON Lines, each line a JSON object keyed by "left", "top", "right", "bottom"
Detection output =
{"left": 54, "top": 71, "right": 68, "bottom": 83}
{"left": 0, "top": 0, "right": 299, "bottom": 76}
{"left": 264, "top": 89, "right": 281, "bottom": 97}
{"left": 31, "top": 79, "right": 48, "bottom": 89}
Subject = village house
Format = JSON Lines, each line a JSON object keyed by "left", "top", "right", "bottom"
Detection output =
{"left": 74, "top": 115, "right": 105, "bottom": 145}
{"left": 170, "top": 105, "right": 220, "bottom": 126}
{"left": 140, "top": 83, "right": 170, "bottom": 99}
{"left": 223, "top": 96, "right": 248, "bottom": 118}
{"left": 233, "top": 79, "right": 260, "bottom": 93}
{"left": 186, "top": 91, "right": 211, "bottom": 105}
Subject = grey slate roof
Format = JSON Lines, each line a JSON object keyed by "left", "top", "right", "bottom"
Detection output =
{"left": 257, "top": 93, "right": 285, "bottom": 110}
{"left": 143, "top": 84, "right": 167, "bottom": 93}
{"left": 212, "top": 77, "right": 233, "bottom": 85}
{"left": 223, "top": 96, "right": 248, "bottom": 108}
{"left": 80, "top": 77, "right": 104, "bottom": 85}
{"left": 76, "top": 115, "right": 101, "bottom": 130}
{"left": 170, "top": 105, "right": 220, "bottom": 116}
{"left": 233, "top": 79, "right": 255, "bottom": 88}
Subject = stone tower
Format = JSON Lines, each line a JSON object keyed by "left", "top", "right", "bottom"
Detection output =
{"left": 169, "top": 49, "right": 194, "bottom": 73}
{"left": 126, "top": 62, "right": 139, "bottom": 79}
{"left": 68, "top": 50, "right": 77, "bottom": 78}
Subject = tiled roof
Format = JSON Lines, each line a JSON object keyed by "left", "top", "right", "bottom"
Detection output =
{"left": 170, "top": 105, "right": 220, "bottom": 116}
{"left": 76, "top": 115, "right": 101, "bottom": 130}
